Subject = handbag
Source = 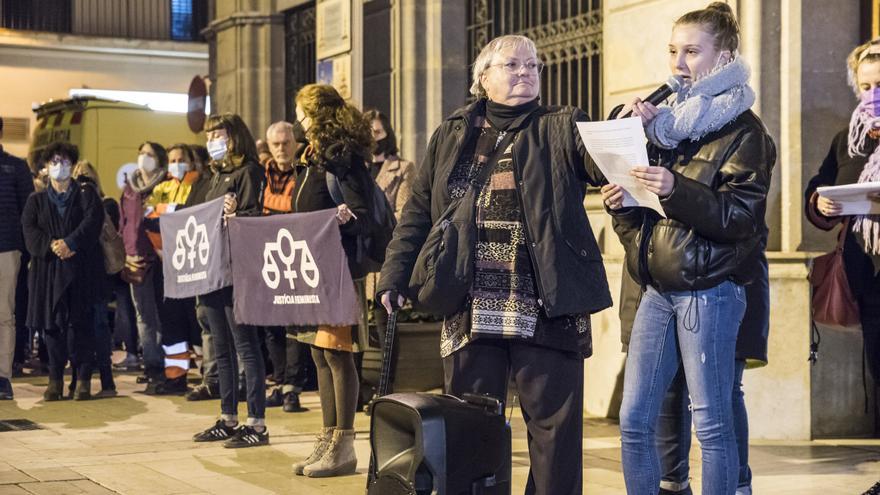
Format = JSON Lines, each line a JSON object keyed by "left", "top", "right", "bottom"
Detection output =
{"left": 809, "top": 219, "right": 861, "bottom": 329}
{"left": 407, "top": 130, "right": 518, "bottom": 316}
{"left": 99, "top": 211, "right": 126, "bottom": 275}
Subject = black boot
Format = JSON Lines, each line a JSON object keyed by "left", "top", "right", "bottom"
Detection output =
{"left": 43, "top": 379, "right": 64, "bottom": 401}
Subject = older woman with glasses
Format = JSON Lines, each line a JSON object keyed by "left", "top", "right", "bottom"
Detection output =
{"left": 376, "top": 34, "right": 611, "bottom": 495}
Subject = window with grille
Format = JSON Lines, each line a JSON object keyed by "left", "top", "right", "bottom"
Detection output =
{"left": 466, "top": 0, "right": 603, "bottom": 120}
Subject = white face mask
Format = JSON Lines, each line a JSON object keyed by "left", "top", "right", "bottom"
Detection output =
{"left": 138, "top": 154, "right": 157, "bottom": 174}
{"left": 48, "top": 160, "right": 71, "bottom": 181}
{"left": 207, "top": 138, "right": 228, "bottom": 161}
{"left": 168, "top": 161, "right": 190, "bottom": 180}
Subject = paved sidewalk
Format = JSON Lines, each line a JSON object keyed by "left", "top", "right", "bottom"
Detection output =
{"left": 1, "top": 372, "right": 879, "bottom": 494}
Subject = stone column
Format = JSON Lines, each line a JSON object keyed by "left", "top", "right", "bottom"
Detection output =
{"left": 203, "top": 0, "right": 285, "bottom": 140}
{"left": 390, "top": 0, "right": 468, "bottom": 165}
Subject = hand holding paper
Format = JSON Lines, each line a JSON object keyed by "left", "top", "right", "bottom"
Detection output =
{"left": 816, "top": 182, "right": 880, "bottom": 216}
{"left": 576, "top": 117, "right": 666, "bottom": 217}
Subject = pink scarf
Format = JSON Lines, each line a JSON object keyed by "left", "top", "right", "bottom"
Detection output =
{"left": 847, "top": 90, "right": 880, "bottom": 255}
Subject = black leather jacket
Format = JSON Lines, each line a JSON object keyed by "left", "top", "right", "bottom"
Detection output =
{"left": 377, "top": 99, "right": 612, "bottom": 317}
{"left": 612, "top": 110, "right": 775, "bottom": 292}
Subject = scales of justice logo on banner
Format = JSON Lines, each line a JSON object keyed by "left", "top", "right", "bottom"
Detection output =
{"left": 160, "top": 204, "right": 359, "bottom": 327}
{"left": 159, "top": 197, "right": 232, "bottom": 299}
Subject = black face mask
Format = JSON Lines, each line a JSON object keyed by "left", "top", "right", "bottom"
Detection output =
{"left": 372, "top": 136, "right": 394, "bottom": 157}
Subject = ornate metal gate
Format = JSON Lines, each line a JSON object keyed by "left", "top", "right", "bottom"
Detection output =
{"left": 466, "top": 0, "right": 602, "bottom": 120}
{"left": 284, "top": 3, "right": 316, "bottom": 123}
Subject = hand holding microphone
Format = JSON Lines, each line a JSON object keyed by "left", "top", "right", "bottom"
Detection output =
{"left": 614, "top": 75, "right": 685, "bottom": 125}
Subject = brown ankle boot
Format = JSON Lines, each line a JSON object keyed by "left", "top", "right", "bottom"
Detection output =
{"left": 292, "top": 427, "right": 335, "bottom": 475}
{"left": 43, "top": 380, "right": 63, "bottom": 401}
{"left": 303, "top": 428, "right": 357, "bottom": 478}
{"left": 73, "top": 379, "right": 91, "bottom": 401}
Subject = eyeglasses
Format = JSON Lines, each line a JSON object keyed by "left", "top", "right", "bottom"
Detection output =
{"left": 490, "top": 61, "right": 545, "bottom": 75}
{"left": 49, "top": 157, "right": 71, "bottom": 168}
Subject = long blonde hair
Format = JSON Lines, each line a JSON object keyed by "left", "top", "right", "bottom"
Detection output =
{"left": 72, "top": 160, "right": 104, "bottom": 197}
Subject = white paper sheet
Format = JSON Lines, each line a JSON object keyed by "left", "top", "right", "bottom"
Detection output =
{"left": 576, "top": 117, "right": 666, "bottom": 217}
{"left": 816, "top": 181, "right": 880, "bottom": 216}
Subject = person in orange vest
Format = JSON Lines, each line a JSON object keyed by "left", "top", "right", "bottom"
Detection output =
{"left": 261, "top": 121, "right": 311, "bottom": 412}
{"left": 143, "top": 143, "right": 203, "bottom": 394}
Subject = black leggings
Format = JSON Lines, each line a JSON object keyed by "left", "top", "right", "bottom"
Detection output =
{"left": 311, "top": 346, "right": 359, "bottom": 430}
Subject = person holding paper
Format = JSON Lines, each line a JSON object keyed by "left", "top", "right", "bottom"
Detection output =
{"left": 601, "top": 3, "right": 775, "bottom": 494}
{"left": 377, "top": 34, "right": 611, "bottom": 495}
{"left": 805, "top": 41, "right": 880, "bottom": 495}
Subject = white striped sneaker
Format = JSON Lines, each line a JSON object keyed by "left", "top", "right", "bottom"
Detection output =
{"left": 223, "top": 425, "right": 269, "bottom": 449}
{"left": 193, "top": 420, "right": 237, "bottom": 442}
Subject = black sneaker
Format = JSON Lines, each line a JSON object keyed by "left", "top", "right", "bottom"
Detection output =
{"left": 193, "top": 420, "right": 237, "bottom": 442}
{"left": 223, "top": 425, "right": 269, "bottom": 449}
{"left": 0, "top": 377, "right": 13, "bottom": 400}
{"left": 152, "top": 376, "right": 188, "bottom": 395}
{"left": 266, "top": 388, "right": 283, "bottom": 407}
{"left": 186, "top": 384, "right": 219, "bottom": 401}
{"left": 283, "top": 392, "right": 306, "bottom": 413}
{"left": 863, "top": 481, "right": 880, "bottom": 495}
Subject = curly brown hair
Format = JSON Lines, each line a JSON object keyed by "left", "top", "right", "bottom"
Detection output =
{"left": 294, "top": 84, "right": 373, "bottom": 164}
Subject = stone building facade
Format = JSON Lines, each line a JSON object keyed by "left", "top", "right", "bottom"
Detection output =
{"left": 205, "top": 0, "right": 879, "bottom": 440}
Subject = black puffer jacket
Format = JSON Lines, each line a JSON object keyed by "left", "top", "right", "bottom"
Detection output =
{"left": 612, "top": 110, "right": 775, "bottom": 292}
{"left": 377, "top": 99, "right": 612, "bottom": 317}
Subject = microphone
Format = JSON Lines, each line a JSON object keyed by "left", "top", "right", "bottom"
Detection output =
{"left": 618, "top": 75, "right": 685, "bottom": 118}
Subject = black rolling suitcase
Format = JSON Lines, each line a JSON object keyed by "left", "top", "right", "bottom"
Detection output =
{"left": 366, "top": 308, "right": 512, "bottom": 495}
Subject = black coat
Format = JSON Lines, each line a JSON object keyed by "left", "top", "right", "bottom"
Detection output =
{"left": 291, "top": 151, "right": 372, "bottom": 279}
{"left": 613, "top": 110, "right": 776, "bottom": 364}
{"left": 611, "top": 110, "right": 775, "bottom": 292}
{"left": 377, "top": 99, "right": 612, "bottom": 317}
{"left": 0, "top": 148, "right": 35, "bottom": 253}
{"left": 805, "top": 128, "right": 880, "bottom": 296}
{"left": 202, "top": 156, "right": 265, "bottom": 217}
{"left": 21, "top": 182, "right": 104, "bottom": 330}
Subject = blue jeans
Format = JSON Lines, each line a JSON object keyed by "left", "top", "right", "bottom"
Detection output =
{"left": 657, "top": 360, "right": 752, "bottom": 494}
{"left": 130, "top": 263, "right": 163, "bottom": 376}
{"left": 200, "top": 287, "right": 266, "bottom": 424}
{"left": 621, "top": 281, "right": 746, "bottom": 495}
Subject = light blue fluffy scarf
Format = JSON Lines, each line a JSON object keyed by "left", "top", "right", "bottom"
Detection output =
{"left": 646, "top": 57, "right": 756, "bottom": 149}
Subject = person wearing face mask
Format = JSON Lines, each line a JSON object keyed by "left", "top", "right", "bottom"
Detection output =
{"left": 119, "top": 141, "right": 168, "bottom": 392}
{"left": 376, "top": 35, "right": 611, "bottom": 494}
{"left": 260, "top": 120, "right": 310, "bottom": 414}
{"left": 70, "top": 160, "right": 119, "bottom": 398}
{"left": 139, "top": 143, "right": 203, "bottom": 395}
{"left": 361, "top": 109, "right": 414, "bottom": 403}
{"left": 191, "top": 113, "right": 269, "bottom": 449}
{"left": 602, "top": 3, "right": 775, "bottom": 494}
{"left": 287, "top": 84, "right": 375, "bottom": 478}
{"left": 805, "top": 41, "right": 880, "bottom": 495}
{"left": 21, "top": 142, "right": 104, "bottom": 401}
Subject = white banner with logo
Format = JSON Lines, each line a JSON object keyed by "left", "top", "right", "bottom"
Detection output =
{"left": 159, "top": 197, "right": 232, "bottom": 299}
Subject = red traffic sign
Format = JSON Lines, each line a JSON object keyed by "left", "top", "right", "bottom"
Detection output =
{"left": 187, "top": 76, "right": 207, "bottom": 133}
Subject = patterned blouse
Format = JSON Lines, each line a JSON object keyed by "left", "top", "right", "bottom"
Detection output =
{"left": 439, "top": 118, "right": 592, "bottom": 359}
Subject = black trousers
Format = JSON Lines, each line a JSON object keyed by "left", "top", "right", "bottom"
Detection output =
{"left": 160, "top": 296, "right": 200, "bottom": 348}
{"left": 44, "top": 307, "right": 96, "bottom": 383}
{"left": 443, "top": 339, "right": 584, "bottom": 495}
{"left": 265, "top": 326, "right": 307, "bottom": 391}
{"left": 859, "top": 284, "right": 880, "bottom": 386}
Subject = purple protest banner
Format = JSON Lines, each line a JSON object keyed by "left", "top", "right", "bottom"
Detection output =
{"left": 228, "top": 208, "right": 360, "bottom": 327}
{"left": 160, "top": 196, "right": 232, "bottom": 299}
